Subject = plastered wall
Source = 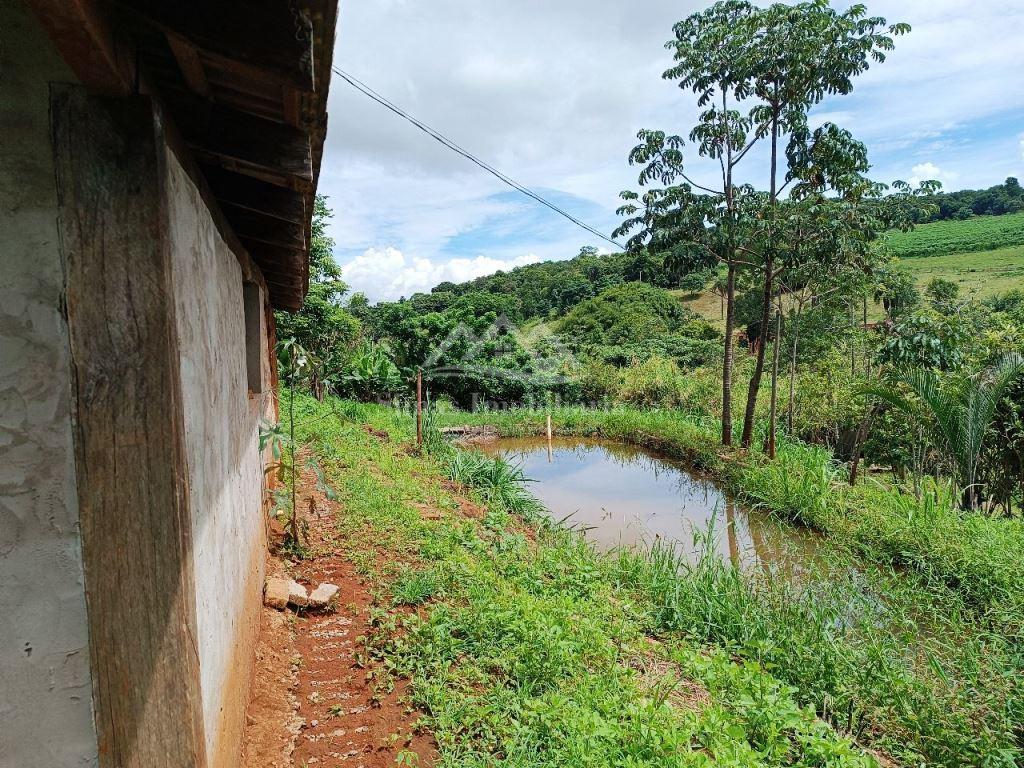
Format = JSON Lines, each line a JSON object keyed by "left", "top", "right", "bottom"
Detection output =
{"left": 0, "top": 3, "right": 100, "bottom": 765}
{"left": 164, "top": 146, "right": 271, "bottom": 768}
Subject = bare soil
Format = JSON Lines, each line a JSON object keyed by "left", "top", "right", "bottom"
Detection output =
{"left": 241, "top": 462, "right": 436, "bottom": 768}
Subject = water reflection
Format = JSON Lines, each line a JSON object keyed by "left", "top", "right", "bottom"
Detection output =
{"left": 481, "top": 436, "right": 823, "bottom": 576}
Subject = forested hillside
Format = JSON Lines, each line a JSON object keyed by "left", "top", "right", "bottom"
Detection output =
{"left": 912, "top": 176, "right": 1024, "bottom": 222}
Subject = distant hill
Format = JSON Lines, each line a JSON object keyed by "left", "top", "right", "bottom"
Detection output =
{"left": 376, "top": 203, "right": 1024, "bottom": 332}
{"left": 398, "top": 247, "right": 683, "bottom": 323}
{"left": 914, "top": 177, "right": 1023, "bottom": 222}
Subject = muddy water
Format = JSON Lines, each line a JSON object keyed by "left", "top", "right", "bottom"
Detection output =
{"left": 481, "top": 436, "right": 823, "bottom": 574}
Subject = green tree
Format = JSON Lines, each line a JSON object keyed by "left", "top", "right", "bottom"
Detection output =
{"left": 275, "top": 196, "right": 361, "bottom": 396}
{"left": 925, "top": 277, "right": 960, "bottom": 313}
{"left": 616, "top": 1, "right": 909, "bottom": 448}
{"left": 874, "top": 267, "right": 920, "bottom": 319}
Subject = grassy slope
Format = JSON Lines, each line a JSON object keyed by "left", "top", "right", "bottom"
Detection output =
{"left": 672, "top": 215, "right": 1024, "bottom": 326}
{"left": 292, "top": 393, "right": 879, "bottom": 768}
{"left": 884, "top": 212, "right": 1024, "bottom": 259}
{"left": 291, "top": 392, "right": 1023, "bottom": 766}
{"left": 897, "top": 244, "right": 1024, "bottom": 301}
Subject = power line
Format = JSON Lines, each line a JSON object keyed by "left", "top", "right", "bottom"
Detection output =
{"left": 331, "top": 66, "right": 624, "bottom": 250}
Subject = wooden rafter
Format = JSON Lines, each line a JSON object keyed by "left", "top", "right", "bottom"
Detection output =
{"left": 165, "top": 33, "right": 210, "bottom": 98}
{"left": 29, "top": 0, "right": 134, "bottom": 96}
{"left": 111, "top": 0, "right": 315, "bottom": 92}
{"left": 201, "top": 165, "right": 307, "bottom": 224}
{"left": 224, "top": 205, "right": 306, "bottom": 252}
{"left": 170, "top": 97, "right": 313, "bottom": 190}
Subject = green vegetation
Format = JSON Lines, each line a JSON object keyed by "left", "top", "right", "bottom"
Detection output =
{"left": 288, "top": 393, "right": 1024, "bottom": 765}
{"left": 898, "top": 244, "right": 1024, "bottom": 300}
{"left": 559, "top": 282, "right": 721, "bottom": 368}
{"left": 884, "top": 211, "right": 1024, "bottom": 259}
{"left": 431, "top": 406, "right": 1024, "bottom": 618}
{"left": 911, "top": 177, "right": 1024, "bottom": 222}
{"left": 270, "top": 4, "right": 1024, "bottom": 763}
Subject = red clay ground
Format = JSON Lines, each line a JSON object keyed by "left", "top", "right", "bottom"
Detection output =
{"left": 241, "top": 467, "right": 436, "bottom": 768}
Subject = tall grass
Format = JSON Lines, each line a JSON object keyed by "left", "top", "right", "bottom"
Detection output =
{"left": 614, "top": 533, "right": 1022, "bottom": 765}
{"left": 444, "top": 450, "right": 545, "bottom": 520}
{"left": 434, "top": 405, "right": 1024, "bottom": 625}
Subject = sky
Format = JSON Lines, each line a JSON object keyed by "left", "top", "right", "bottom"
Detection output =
{"left": 320, "top": 0, "right": 1024, "bottom": 302}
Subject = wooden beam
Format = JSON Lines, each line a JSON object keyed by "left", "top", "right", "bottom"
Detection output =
{"left": 244, "top": 243, "right": 306, "bottom": 275}
{"left": 165, "top": 33, "right": 210, "bottom": 98}
{"left": 29, "top": 0, "right": 134, "bottom": 96}
{"left": 170, "top": 97, "right": 312, "bottom": 189}
{"left": 112, "top": 0, "right": 314, "bottom": 92}
{"left": 225, "top": 205, "right": 306, "bottom": 252}
{"left": 201, "top": 165, "right": 306, "bottom": 224}
{"left": 51, "top": 85, "right": 208, "bottom": 768}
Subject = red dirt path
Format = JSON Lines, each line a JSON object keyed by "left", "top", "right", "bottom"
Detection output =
{"left": 241, "top": 469, "right": 436, "bottom": 768}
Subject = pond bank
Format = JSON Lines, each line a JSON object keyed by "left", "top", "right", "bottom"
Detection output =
{"left": 436, "top": 407, "right": 1024, "bottom": 625}
{"left": 285, "top": 392, "right": 1024, "bottom": 766}
{"left": 479, "top": 435, "right": 825, "bottom": 576}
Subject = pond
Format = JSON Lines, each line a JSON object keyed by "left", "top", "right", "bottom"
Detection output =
{"left": 480, "top": 436, "right": 823, "bottom": 575}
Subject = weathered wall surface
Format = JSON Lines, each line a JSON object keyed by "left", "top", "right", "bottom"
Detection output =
{"left": 164, "top": 146, "right": 271, "bottom": 768}
{"left": 0, "top": 4, "right": 100, "bottom": 766}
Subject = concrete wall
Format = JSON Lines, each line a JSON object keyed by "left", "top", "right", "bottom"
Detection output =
{"left": 0, "top": 3, "right": 100, "bottom": 766}
{"left": 164, "top": 146, "right": 271, "bottom": 768}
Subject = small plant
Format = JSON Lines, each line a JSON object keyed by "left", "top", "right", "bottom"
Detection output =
{"left": 391, "top": 568, "right": 439, "bottom": 607}
{"left": 444, "top": 451, "right": 543, "bottom": 519}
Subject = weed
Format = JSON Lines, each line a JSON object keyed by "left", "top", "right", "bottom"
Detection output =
{"left": 392, "top": 568, "right": 440, "bottom": 606}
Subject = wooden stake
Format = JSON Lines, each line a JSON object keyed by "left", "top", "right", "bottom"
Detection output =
{"left": 546, "top": 413, "right": 553, "bottom": 462}
{"left": 416, "top": 368, "right": 423, "bottom": 447}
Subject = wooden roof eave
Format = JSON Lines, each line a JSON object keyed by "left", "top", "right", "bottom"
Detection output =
{"left": 29, "top": 0, "right": 338, "bottom": 312}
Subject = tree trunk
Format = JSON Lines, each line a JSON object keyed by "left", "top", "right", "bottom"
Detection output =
{"left": 740, "top": 108, "right": 779, "bottom": 449}
{"left": 721, "top": 263, "right": 737, "bottom": 446}
{"left": 848, "top": 407, "right": 875, "bottom": 486}
{"left": 787, "top": 303, "right": 801, "bottom": 434}
{"left": 850, "top": 302, "right": 856, "bottom": 377}
{"left": 741, "top": 255, "right": 773, "bottom": 448}
{"left": 766, "top": 308, "right": 783, "bottom": 459}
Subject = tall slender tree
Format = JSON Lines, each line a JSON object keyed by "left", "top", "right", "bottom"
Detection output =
{"left": 616, "top": 1, "right": 911, "bottom": 448}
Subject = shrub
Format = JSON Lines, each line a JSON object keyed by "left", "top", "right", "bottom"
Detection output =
{"left": 617, "top": 356, "right": 688, "bottom": 409}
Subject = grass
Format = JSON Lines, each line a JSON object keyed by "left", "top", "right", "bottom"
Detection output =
{"left": 883, "top": 212, "right": 1024, "bottom": 259}
{"left": 897, "top": 244, "right": 1024, "bottom": 301}
{"left": 288, "top": 391, "right": 1024, "bottom": 766}
{"left": 435, "top": 407, "right": 1024, "bottom": 624}
{"left": 289, "top": 393, "right": 888, "bottom": 766}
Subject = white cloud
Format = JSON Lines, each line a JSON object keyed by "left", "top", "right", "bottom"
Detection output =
{"left": 909, "top": 161, "right": 960, "bottom": 188}
{"left": 340, "top": 247, "right": 541, "bottom": 302}
{"left": 1019, "top": 134, "right": 1024, "bottom": 161}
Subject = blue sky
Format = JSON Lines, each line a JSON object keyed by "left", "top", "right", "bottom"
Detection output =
{"left": 319, "top": 0, "right": 1024, "bottom": 302}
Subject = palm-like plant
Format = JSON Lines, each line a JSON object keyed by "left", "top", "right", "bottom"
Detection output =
{"left": 865, "top": 353, "right": 1023, "bottom": 509}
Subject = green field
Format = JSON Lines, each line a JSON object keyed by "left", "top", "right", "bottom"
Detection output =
{"left": 883, "top": 211, "right": 1024, "bottom": 259}
{"left": 898, "top": 244, "right": 1024, "bottom": 300}
{"left": 672, "top": 217, "right": 1024, "bottom": 326}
